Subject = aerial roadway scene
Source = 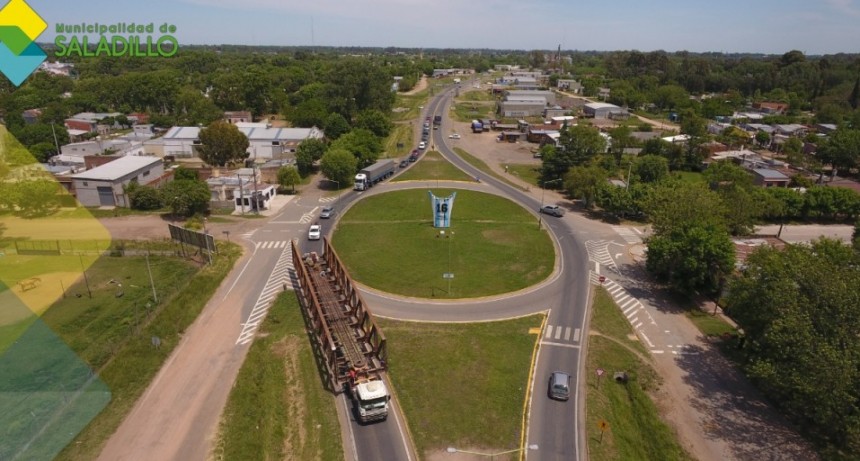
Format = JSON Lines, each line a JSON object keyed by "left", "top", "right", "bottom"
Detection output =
{"left": 3, "top": 0, "right": 860, "bottom": 460}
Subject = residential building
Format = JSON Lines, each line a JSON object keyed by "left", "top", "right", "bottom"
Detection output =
{"left": 816, "top": 123, "right": 838, "bottom": 134}
{"left": 71, "top": 156, "right": 164, "bottom": 207}
{"left": 774, "top": 124, "right": 807, "bottom": 137}
{"left": 39, "top": 61, "right": 74, "bottom": 77}
{"left": 500, "top": 100, "right": 546, "bottom": 117}
{"left": 494, "top": 64, "right": 520, "bottom": 71}
{"left": 752, "top": 101, "right": 788, "bottom": 114}
{"left": 751, "top": 168, "right": 790, "bottom": 187}
{"left": 506, "top": 90, "right": 556, "bottom": 105}
{"left": 22, "top": 109, "right": 41, "bottom": 124}
{"left": 59, "top": 139, "right": 144, "bottom": 164}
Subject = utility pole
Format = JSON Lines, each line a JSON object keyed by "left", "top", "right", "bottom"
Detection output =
{"left": 145, "top": 253, "right": 158, "bottom": 303}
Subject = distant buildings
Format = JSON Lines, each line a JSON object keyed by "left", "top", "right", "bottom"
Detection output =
{"left": 70, "top": 156, "right": 164, "bottom": 207}
{"left": 145, "top": 125, "right": 325, "bottom": 162}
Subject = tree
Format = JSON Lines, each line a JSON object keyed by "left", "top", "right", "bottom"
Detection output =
{"left": 542, "top": 125, "right": 606, "bottom": 182}
{"left": 160, "top": 179, "right": 210, "bottom": 217}
{"left": 295, "top": 138, "right": 327, "bottom": 176}
{"left": 354, "top": 109, "right": 391, "bottom": 138}
{"left": 173, "top": 166, "right": 199, "bottom": 181}
{"left": 329, "top": 128, "right": 382, "bottom": 169}
{"left": 645, "top": 223, "right": 735, "bottom": 296}
{"left": 324, "top": 112, "right": 350, "bottom": 141}
{"left": 28, "top": 142, "right": 57, "bottom": 163}
{"left": 320, "top": 148, "right": 358, "bottom": 186}
{"left": 197, "top": 121, "right": 249, "bottom": 167}
{"left": 15, "top": 179, "right": 60, "bottom": 217}
{"left": 634, "top": 155, "right": 669, "bottom": 183}
{"left": 127, "top": 183, "right": 162, "bottom": 210}
{"left": 643, "top": 181, "right": 727, "bottom": 234}
{"left": 564, "top": 164, "right": 607, "bottom": 209}
{"left": 726, "top": 240, "right": 860, "bottom": 453}
{"left": 277, "top": 165, "right": 301, "bottom": 193}
{"left": 817, "top": 128, "right": 860, "bottom": 174}
{"left": 755, "top": 130, "right": 771, "bottom": 147}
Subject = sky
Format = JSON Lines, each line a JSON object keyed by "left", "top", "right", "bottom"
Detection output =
{"left": 26, "top": 0, "right": 860, "bottom": 54}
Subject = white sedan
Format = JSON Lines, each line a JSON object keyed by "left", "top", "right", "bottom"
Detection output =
{"left": 448, "top": 133, "right": 461, "bottom": 139}
{"left": 308, "top": 224, "right": 321, "bottom": 240}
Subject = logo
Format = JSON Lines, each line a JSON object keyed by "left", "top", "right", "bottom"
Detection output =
{"left": 0, "top": 0, "right": 46, "bottom": 86}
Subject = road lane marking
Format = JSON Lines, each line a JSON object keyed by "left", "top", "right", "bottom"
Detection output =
{"left": 540, "top": 341, "right": 580, "bottom": 349}
{"left": 564, "top": 327, "right": 571, "bottom": 341}
{"left": 639, "top": 331, "right": 655, "bottom": 348}
{"left": 544, "top": 325, "right": 553, "bottom": 339}
{"left": 573, "top": 328, "right": 581, "bottom": 342}
{"left": 554, "top": 327, "right": 562, "bottom": 340}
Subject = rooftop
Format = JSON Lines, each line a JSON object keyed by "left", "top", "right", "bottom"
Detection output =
{"left": 751, "top": 168, "right": 790, "bottom": 180}
{"left": 71, "top": 156, "right": 161, "bottom": 181}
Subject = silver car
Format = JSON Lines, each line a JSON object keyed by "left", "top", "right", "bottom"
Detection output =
{"left": 548, "top": 371, "right": 570, "bottom": 401}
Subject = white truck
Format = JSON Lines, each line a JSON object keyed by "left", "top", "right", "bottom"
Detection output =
{"left": 354, "top": 159, "right": 396, "bottom": 191}
{"left": 347, "top": 371, "right": 390, "bottom": 423}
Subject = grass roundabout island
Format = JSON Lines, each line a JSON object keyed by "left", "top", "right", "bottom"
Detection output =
{"left": 331, "top": 188, "right": 555, "bottom": 299}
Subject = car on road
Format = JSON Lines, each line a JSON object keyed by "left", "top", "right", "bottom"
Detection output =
{"left": 539, "top": 205, "right": 565, "bottom": 217}
{"left": 320, "top": 207, "right": 334, "bottom": 219}
{"left": 308, "top": 224, "right": 321, "bottom": 240}
{"left": 448, "top": 133, "right": 461, "bottom": 139}
{"left": 418, "top": 141, "right": 427, "bottom": 150}
{"left": 548, "top": 371, "right": 570, "bottom": 401}
{"left": 399, "top": 160, "right": 409, "bottom": 168}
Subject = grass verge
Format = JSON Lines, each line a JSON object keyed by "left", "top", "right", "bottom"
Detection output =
{"left": 453, "top": 147, "right": 529, "bottom": 192}
{"left": 586, "top": 287, "right": 694, "bottom": 461}
{"left": 393, "top": 89, "right": 431, "bottom": 122}
{"left": 53, "top": 246, "right": 241, "bottom": 461}
{"left": 450, "top": 101, "right": 496, "bottom": 123}
{"left": 392, "top": 151, "right": 473, "bottom": 182}
{"left": 506, "top": 164, "right": 541, "bottom": 188}
{"left": 333, "top": 189, "right": 553, "bottom": 298}
{"left": 214, "top": 292, "right": 343, "bottom": 461}
{"left": 384, "top": 123, "right": 414, "bottom": 159}
{"left": 379, "top": 315, "right": 543, "bottom": 458}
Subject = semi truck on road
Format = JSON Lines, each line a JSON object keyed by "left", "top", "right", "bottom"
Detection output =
{"left": 354, "top": 159, "right": 395, "bottom": 191}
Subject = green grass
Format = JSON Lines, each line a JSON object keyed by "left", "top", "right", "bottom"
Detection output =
{"left": 685, "top": 308, "right": 737, "bottom": 338}
{"left": 506, "top": 164, "right": 541, "bottom": 187}
{"left": 453, "top": 147, "right": 529, "bottom": 192}
{"left": 392, "top": 89, "right": 430, "bottom": 122}
{"left": 450, "top": 101, "right": 496, "bottom": 123}
{"left": 586, "top": 288, "right": 694, "bottom": 461}
{"left": 379, "top": 315, "right": 542, "bottom": 458}
{"left": 673, "top": 171, "right": 706, "bottom": 183}
{"left": 51, "top": 207, "right": 149, "bottom": 219}
{"left": 384, "top": 123, "right": 415, "bottom": 159}
{"left": 332, "top": 189, "right": 553, "bottom": 298}
{"left": 392, "top": 151, "right": 473, "bottom": 182}
{"left": 214, "top": 292, "right": 343, "bottom": 461}
{"left": 50, "top": 246, "right": 241, "bottom": 461}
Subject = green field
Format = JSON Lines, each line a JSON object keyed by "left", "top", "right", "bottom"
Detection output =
{"left": 392, "top": 151, "right": 473, "bottom": 182}
{"left": 332, "top": 189, "right": 553, "bottom": 298}
{"left": 215, "top": 292, "right": 343, "bottom": 461}
{"left": 380, "top": 315, "right": 542, "bottom": 459}
{"left": 392, "top": 89, "right": 430, "bottom": 122}
{"left": 586, "top": 288, "right": 693, "bottom": 461}
{"left": 453, "top": 147, "right": 529, "bottom": 192}
{"left": 456, "top": 90, "right": 496, "bottom": 102}
{"left": 39, "top": 247, "right": 240, "bottom": 461}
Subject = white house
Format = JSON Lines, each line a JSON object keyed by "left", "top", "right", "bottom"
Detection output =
{"left": 71, "top": 156, "right": 163, "bottom": 207}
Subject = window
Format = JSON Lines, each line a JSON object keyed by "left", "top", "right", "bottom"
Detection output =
{"left": 82, "top": 181, "right": 88, "bottom": 186}
{"left": 142, "top": 170, "right": 150, "bottom": 177}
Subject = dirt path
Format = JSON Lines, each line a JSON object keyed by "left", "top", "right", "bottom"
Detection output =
{"left": 402, "top": 75, "right": 428, "bottom": 95}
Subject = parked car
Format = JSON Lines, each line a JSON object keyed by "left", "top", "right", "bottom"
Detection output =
{"left": 548, "top": 371, "right": 570, "bottom": 401}
{"left": 308, "top": 224, "right": 321, "bottom": 240}
{"left": 539, "top": 205, "right": 565, "bottom": 217}
{"left": 448, "top": 133, "right": 461, "bottom": 139}
{"left": 320, "top": 207, "right": 334, "bottom": 219}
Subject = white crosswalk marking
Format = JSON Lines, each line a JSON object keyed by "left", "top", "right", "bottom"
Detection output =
{"left": 299, "top": 212, "right": 314, "bottom": 224}
{"left": 319, "top": 196, "right": 337, "bottom": 203}
{"left": 257, "top": 241, "right": 290, "bottom": 250}
{"left": 589, "top": 272, "right": 656, "bottom": 346}
{"left": 543, "top": 324, "right": 581, "bottom": 345}
{"left": 236, "top": 243, "right": 297, "bottom": 345}
{"left": 585, "top": 240, "right": 617, "bottom": 272}
{"left": 611, "top": 226, "right": 642, "bottom": 244}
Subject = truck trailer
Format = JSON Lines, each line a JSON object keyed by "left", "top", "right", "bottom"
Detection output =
{"left": 354, "top": 159, "right": 395, "bottom": 191}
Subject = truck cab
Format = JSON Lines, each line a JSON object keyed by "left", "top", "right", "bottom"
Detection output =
{"left": 349, "top": 376, "right": 390, "bottom": 423}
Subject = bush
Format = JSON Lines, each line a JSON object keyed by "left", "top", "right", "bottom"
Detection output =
{"left": 128, "top": 184, "right": 162, "bottom": 210}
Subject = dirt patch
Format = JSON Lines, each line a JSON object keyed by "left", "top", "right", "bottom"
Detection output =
{"left": 1, "top": 271, "right": 83, "bottom": 321}
{"left": 272, "top": 334, "right": 308, "bottom": 457}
